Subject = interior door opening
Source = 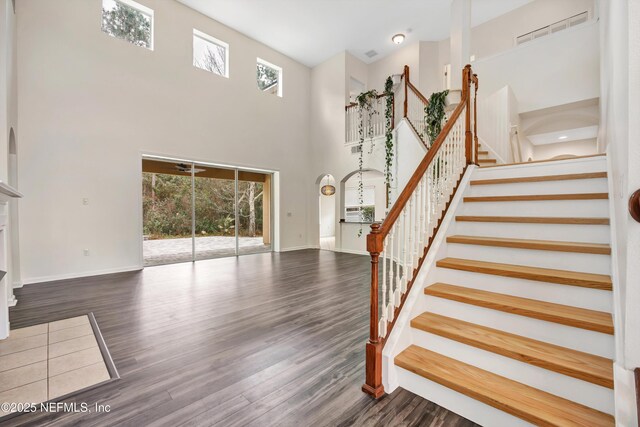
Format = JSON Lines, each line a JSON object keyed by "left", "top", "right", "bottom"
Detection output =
{"left": 141, "top": 157, "right": 273, "bottom": 267}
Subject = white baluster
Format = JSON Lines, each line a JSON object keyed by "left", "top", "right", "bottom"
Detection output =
{"left": 395, "top": 217, "right": 402, "bottom": 305}
{"left": 381, "top": 236, "right": 387, "bottom": 330}
{"left": 402, "top": 204, "right": 410, "bottom": 292}
{"left": 388, "top": 226, "right": 395, "bottom": 321}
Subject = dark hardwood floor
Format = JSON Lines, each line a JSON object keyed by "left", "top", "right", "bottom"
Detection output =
{"left": 6, "top": 250, "right": 478, "bottom": 427}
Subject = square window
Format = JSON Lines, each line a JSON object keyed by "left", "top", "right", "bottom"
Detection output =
{"left": 257, "top": 58, "right": 282, "bottom": 97}
{"left": 193, "top": 29, "right": 229, "bottom": 78}
{"left": 102, "top": 0, "right": 153, "bottom": 50}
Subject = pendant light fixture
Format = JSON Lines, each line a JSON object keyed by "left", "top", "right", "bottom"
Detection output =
{"left": 320, "top": 175, "right": 336, "bottom": 196}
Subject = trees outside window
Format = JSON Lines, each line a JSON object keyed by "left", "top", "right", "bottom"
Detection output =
{"left": 193, "top": 30, "right": 229, "bottom": 77}
{"left": 257, "top": 59, "right": 282, "bottom": 96}
{"left": 102, "top": 0, "right": 153, "bottom": 49}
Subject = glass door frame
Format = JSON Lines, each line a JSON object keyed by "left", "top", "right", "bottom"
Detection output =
{"left": 141, "top": 154, "right": 274, "bottom": 265}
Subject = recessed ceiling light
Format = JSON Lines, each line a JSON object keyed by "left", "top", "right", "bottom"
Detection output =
{"left": 558, "top": 135, "right": 568, "bottom": 140}
{"left": 392, "top": 34, "right": 405, "bottom": 45}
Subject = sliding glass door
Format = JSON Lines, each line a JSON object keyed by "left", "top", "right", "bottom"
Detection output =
{"left": 142, "top": 157, "right": 272, "bottom": 267}
{"left": 194, "top": 165, "right": 236, "bottom": 261}
{"left": 237, "top": 172, "right": 272, "bottom": 255}
{"left": 142, "top": 160, "right": 194, "bottom": 266}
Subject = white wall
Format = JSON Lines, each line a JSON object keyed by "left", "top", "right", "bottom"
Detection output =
{"left": 472, "top": 21, "right": 600, "bottom": 113}
{"left": 477, "top": 86, "right": 515, "bottom": 163}
{"left": 531, "top": 139, "right": 597, "bottom": 160}
{"left": 17, "top": 0, "right": 312, "bottom": 283}
{"left": 418, "top": 41, "right": 442, "bottom": 98}
{"left": 367, "top": 42, "right": 419, "bottom": 93}
{"left": 598, "top": 0, "right": 639, "bottom": 425}
{"left": 309, "top": 51, "right": 346, "bottom": 250}
{"left": 0, "top": 0, "right": 18, "bottom": 337}
{"left": 471, "top": 0, "right": 594, "bottom": 60}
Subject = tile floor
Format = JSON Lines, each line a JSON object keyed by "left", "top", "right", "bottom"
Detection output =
{"left": 0, "top": 315, "right": 112, "bottom": 418}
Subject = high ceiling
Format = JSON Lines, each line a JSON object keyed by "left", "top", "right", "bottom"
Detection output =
{"left": 176, "top": 0, "right": 532, "bottom": 67}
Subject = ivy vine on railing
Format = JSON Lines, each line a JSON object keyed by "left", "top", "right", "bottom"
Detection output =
{"left": 356, "top": 89, "right": 379, "bottom": 236}
{"left": 425, "top": 90, "right": 449, "bottom": 147}
{"left": 383, "top": 77, "right": 394, "bottom": 208}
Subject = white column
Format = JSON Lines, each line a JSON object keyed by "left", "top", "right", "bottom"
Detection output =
{"left": 450, "top": 0, "right": 471, "bottom": 91}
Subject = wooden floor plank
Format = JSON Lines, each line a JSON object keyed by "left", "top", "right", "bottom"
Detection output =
{"left": 455, "top": 216, "right": 610, "bottom": 225}
{"left": 446, "top": 235, "right": 611, "bottom": 254}
{"left": 5, "top": 250, "right": 478, "bottom": 427}
{"left": 424, "top": 283, "right": 614, "bottom": 334}
{"left": 470, "top": 172, "right": 608, "bottom": 186}
{"left": 411, "top": 312, "right": 614, "bottom": 388}
{"left": 435, "top": 257, "right": 612, "bottom": 290}
{"left": 395, "top": 346, "right": 615, "bottom": 426}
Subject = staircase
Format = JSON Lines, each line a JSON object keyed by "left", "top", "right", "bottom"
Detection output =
{"left": 477, "top": 142, "right": 499, "bottom": 167}
{"left": 360, "top": 65, "right": 616, "bottom": 425}
{"left": 393, "top": 156, "right": 614, "bottom": 426}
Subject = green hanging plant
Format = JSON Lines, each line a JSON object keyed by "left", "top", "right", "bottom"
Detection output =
{"left": 383, "top": 76, "right": 394, "bottom": 208}
{"left": 425, "top": 90, "right": 449, "bottom": 147}
{"left": 355, "top": 89, "right": 379, "bottom": 237}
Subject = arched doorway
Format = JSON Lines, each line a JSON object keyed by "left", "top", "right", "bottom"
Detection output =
{"left": 317, "top": 174, "right": 336, "bottom": 251}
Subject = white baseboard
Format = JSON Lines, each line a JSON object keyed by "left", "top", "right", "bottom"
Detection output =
{"left": 613, "top": 363, "right": 639, "bottom": 427}
{"left": 13, "top": 281, "right": 23, "bottom": 289}
{"left": 335, "top": 248, "right": 368, "bottom": 256}
{"left": 23, "top": 265, "right": 143, "bottom": 285}
{"left": 278, "top": 245, "right": 319, "bottom": 252}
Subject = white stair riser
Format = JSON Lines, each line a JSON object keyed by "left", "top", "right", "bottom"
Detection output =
{"left": 396, "top": 368, "right": 533, "bottom": 427}
{"left": 466, "top": 179, "right": 608, "bottom": 197}
{"left": 434, "top": 268, "right": 612, "bottom": 312}
{"left": 445, "top": 244, "right": 611, "bottom": 275}
{"left": 411, "top": 329, "right": 614, "bottom": 414}
{"left": 424, "top": 296, "right": 614, "bottom": 358}
{"left": 473, "top": 158, "right": 606, "bottom": 180}
{"left": 459, "top": 199, "right": 609, "bottom": 217}
{"left": 453, "top": 222, "right": 610, "bottom": 244}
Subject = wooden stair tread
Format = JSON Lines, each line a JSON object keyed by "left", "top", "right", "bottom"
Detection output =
{"left": 424, "top": 283, "right": 613, "bottom": 334}
{"left": 435, "top": 257, "right": 612, "bottom": 290}
{"left": 477, "top": 150, "right": 489, "bottom": 155}
{"left": 446, "top": 235, "right": 611, "bottom": 254}
{"left": 464, "top": 193, "right": 608, "bottom": 202}
{"left": 455, "top": 216, "right": 610, "bottom": 225}
{"left": 471, "top": 172, "right": 607, "bottom": 186}
{"left": 478, "top": 159, "right": 497, "bottom": 164}
{"left": 395, "top": 346, "right": 614, "bottom": 426}
{"left": 411, "top": 312, "right": 613, "bottom": 388}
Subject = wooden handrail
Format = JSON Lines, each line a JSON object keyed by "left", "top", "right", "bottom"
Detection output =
{"left": 362, "top": 65, "right": 477, "bottom": 399}
{"left": 370, "top": 65, "right": 473, "bottom": 245}
{"left": 407, "top": 80, "right": 429, "bottom": 106}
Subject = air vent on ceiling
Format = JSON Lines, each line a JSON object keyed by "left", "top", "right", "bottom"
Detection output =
{"left": 364, "top": 50, "right": 378, "bottom": 58}
{"left": 351, "top": 145, "right": 362, "bottom": 154}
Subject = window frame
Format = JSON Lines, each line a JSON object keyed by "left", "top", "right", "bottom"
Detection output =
{"left": 256, "top": 58, "right": 283, "bottom": 97}
{"left": 193, "top": 29, "right": 230, "bottom": 78}
{"left": 102, "top": 0, "right": 155, "bottom": 50}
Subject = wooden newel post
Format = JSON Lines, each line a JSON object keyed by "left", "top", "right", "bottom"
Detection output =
{"left": 403, "top": 65, "right": 409, "bottom": 119}
{"left": 362, "top": 223, "right": 385, "bottom": 398}
{"left": 473, "top": 73, "right": 479, "bottom": 165}
{"left": 463, "top": 64, "right": 473, "bottom": 164}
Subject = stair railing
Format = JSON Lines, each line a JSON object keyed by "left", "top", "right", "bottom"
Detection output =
{"left": 362, "top": 65, "right": 478, "bottom": 398}
{"left": 402, "top": 65, "right": 430, "bottom": 145}
{"left": 345, "top": 93, "right": 394, "bottom": 144}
